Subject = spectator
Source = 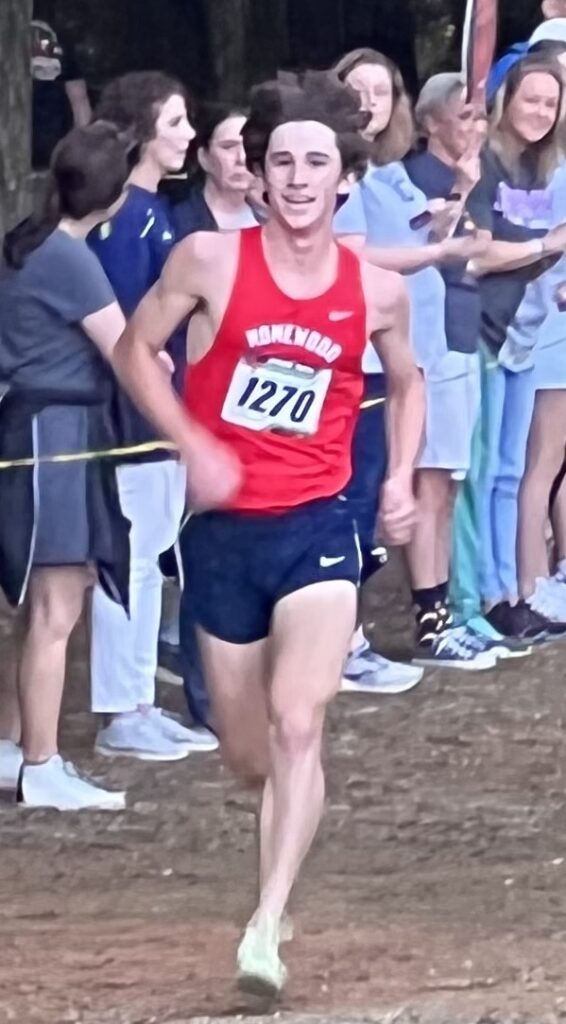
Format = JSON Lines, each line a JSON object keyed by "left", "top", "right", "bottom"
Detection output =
{"left": 459, "top": 54, "right": 566, "bottom": 639}
{"left": 172, "top": 100, "right": 257, "bottom": 237}
{"left": 0, "top": 123, "right": 131, "bottom": 809}
{"left": 487, "top": 2, "right": 566, "bottom": 100}
{"left": 31, "top": 19, "right": 91, "bottom": 169}
{"left": 89, "top": 73, "right": 217, "bottom": 761}
{"left": 168, "top": 102, "right": 260, "bottom": 728}
{"left": 516, "top": 44, "right": 566, "bottom": 613}
{"left": 404, "top": 74, "right": 500, "bottom": 660}
{"left": 334, "top": 48, "right": 493, "bottom": 671}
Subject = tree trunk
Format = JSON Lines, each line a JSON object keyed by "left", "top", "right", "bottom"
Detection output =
{"left": 201, "top": 0, "right": 251, "bottom": 101}
{"left": 248, "top": 0, "right": 291, "bottom": 84}
{"left": 0, "top": 0, "right": 32, "bottom": 239}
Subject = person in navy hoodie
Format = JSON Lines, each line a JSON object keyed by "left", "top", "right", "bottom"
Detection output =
{"left": 171, "top": 100, "right": 258, "bottom": 238}
{"left": 88, "top": 73, "right": 217, "bottom": 760}
{"left": 165, "top": 101, "right": 259, "bottom": 730}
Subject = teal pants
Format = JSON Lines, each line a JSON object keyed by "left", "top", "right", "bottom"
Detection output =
{"left": 450, "top": 345, "right": 535, "bottom": 619}
{"left": 450, "top": 416, "right": 482, "bottom": 621}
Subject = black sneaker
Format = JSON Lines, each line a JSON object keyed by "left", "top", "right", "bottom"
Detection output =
{"left": 437, "top": 601, "right": 454, "bottom": 632}
{"left": 485, "top": 600, "right": 566, "bottom": 641}
{"left": 156, "top": 641, "right": 183, "bottom": 686}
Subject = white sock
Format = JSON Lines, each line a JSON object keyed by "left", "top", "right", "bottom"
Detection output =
{"left": 349, "top": 625, "right": 367, "bottom": 655}
{"left": 557, "top": 559, "right": 566, "bottom": 577}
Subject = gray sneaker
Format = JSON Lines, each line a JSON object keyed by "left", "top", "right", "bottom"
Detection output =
{"left": 95, "top": 710, "right": 190, "bottom": 762}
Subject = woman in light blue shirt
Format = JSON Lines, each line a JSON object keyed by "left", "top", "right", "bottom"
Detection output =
{"left": 333, "top": 48, "right": 491, "bottom": 671}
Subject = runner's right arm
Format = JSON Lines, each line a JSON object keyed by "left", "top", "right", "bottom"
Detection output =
{"left": 113, "top": 233, "right": 242, "bottom": 508}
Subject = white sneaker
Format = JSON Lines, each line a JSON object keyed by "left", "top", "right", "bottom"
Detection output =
{"left": 95, "top": 710, "right": 190, "bottom": 762}
{"left": 528, "top": 577, "right": 566, "bottom": 624}
{"left": 342, "top": 643, "right": 424, "bottom": 694}
{"left": 18, "top": 755, "right": 126, "bottom": 811}
{"left": 148, "top": 707, "right": 219, "bottom": 752}
{"left": 0, "top": 740, "right": 23, "bottom": 789}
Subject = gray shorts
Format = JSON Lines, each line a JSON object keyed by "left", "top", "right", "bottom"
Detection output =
{"left": 418, "top": 351, "right": 481, "bottom": 477}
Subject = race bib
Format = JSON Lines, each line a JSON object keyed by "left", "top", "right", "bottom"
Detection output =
{"left": 221, "top": 357, "right": 332, "bottom": 435}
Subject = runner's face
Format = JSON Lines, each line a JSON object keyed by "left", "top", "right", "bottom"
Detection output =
{"left": 199, "top": 115, "right": 253, "bottom": 194}
{"left": 345, "top": 62, "right": 394, "bottom": 140}
{"left": 146, "top": 94, "right": 195, "bottom": 174}
{"left": 428, "top": 90, "right": 476, "bottom": 160}
{"left": 264, "top": 121, "right": 343, "bottom": 231}
{"left": 504, "top": 72, "right": 561, "bottom": 145}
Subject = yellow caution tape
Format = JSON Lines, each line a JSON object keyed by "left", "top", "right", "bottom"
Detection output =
{"left": 0, "top": 439, "right": 178, "bottom": 470}
{"left": 0, "top": 401, "right": 387, "bottom": 468}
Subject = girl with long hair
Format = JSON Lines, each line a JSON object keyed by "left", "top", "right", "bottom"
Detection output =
{"left": 88, "top": 73, "right": 218, "bottom": 762}
{"left": 0, "top": 123, "right": 132, "bottom": 808}
{"left": 455, "top": 55, "right": 566, "bottom": 639}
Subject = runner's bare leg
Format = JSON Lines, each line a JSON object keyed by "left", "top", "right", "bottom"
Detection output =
{"left": 255, "top": 580, "right": 356, "bottom": 924}
{"left": 197, "top": 629, "right": 270, "bottom": 784}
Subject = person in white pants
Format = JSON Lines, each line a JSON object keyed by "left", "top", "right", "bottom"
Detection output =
{"left": 88, "top": 72, "right": 218, "bottom": 760}
{"left": 90, "top": 460, "right": 201, "bottom": 758}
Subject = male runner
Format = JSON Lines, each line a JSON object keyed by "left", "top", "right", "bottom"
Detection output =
{"left": 113, "top": 72, "right": 425, "bottom": 995}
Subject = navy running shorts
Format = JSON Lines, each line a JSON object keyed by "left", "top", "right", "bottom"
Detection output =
{"left": 182, "top": 496, "right": 361, "bottom": 644}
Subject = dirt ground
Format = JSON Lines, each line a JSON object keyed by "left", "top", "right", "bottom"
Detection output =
{"left": 3, "top": 557, "right": 566, "bottom": 1024}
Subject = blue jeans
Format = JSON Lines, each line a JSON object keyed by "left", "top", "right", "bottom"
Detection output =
{"left": 476, "top": 345, "right": 535, "bottom": 605}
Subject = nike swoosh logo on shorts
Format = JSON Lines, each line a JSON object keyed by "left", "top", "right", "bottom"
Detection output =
{"left": 328, "top": 310, "right": 354, "bottom": 322}
{"left": 320, "top": 555, "right": 346, "bottom": 568}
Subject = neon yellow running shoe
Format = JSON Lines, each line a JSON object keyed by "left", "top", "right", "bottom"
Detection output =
{"left": 237, "top": 914, "right": 288, "bottom": 996}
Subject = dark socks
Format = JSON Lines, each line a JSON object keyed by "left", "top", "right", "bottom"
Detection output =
{"left": 412, "top": 586, "right": 440, "bottom": 612}
{"left": 437, "top": 580, "right": 449, "bottom": 604}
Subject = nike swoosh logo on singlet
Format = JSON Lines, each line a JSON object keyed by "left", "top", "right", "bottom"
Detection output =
{"left": 328, "top": 311, "right": 354, "bottom": 322}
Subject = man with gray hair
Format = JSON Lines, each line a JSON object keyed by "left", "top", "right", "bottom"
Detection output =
{"left": 404, "top": 74, "right": 512, "bottom": 664}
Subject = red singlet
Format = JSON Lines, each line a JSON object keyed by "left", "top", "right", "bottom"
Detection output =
{"left": 184, "top": 227, "right": 367, "bottom": 512}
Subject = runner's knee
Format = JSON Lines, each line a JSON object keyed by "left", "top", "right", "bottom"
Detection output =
{"left": 270, "top": 704, "right": 324, "bottom": 756}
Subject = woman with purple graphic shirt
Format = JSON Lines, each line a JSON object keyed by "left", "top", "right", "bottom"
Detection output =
{"left": 455, "top": 54, "right": 566, "bottom": 641}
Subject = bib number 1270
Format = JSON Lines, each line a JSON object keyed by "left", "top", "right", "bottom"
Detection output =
{"left": 221, "top": 357, "right": 332, "bottom": 435}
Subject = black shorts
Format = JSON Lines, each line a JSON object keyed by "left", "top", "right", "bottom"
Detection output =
{"left": 181, "top": 497, "right": 361, "bottom": 644}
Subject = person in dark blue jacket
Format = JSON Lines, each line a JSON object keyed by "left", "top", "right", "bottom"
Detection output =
{"left": 171, "top": 100, "right": 258, "bottom": 238}
{"left": 163, "top": 101, "right": 259, "bottom": 730}
{"left": 88, "top": 72, "right": 217, "bottom": 760}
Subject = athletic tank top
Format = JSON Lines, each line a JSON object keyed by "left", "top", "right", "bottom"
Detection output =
{"left": 184, "top": 226, "right": 367, "bottom": 512}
